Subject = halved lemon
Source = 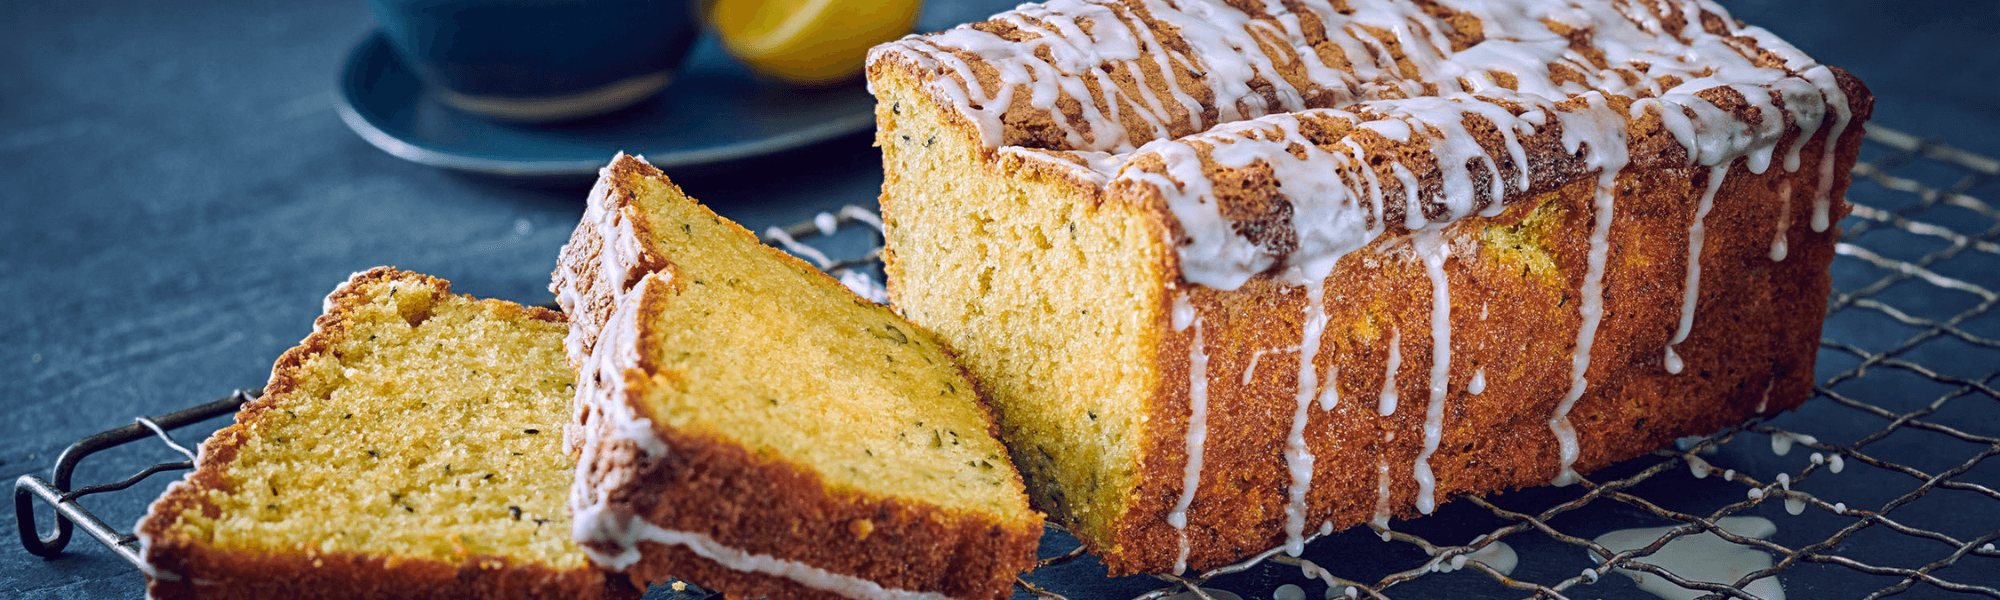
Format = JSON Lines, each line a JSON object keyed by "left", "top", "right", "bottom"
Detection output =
{"left": 709, "top": 0, "right": 921, "bottom": 86}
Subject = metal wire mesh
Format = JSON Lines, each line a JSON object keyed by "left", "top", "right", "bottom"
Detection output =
{"left": 14, "top": 125, "right": 1998, "bottom": 600}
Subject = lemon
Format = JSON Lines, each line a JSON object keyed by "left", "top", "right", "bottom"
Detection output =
{"left": 709, "top": 0, "right": 921, "bottom": 86}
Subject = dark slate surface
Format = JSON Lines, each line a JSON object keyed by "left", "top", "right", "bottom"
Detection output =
{"left": 3, "top": 1, "right": 1996, "bottom": 599}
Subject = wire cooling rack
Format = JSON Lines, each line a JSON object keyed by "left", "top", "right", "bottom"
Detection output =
{"left": 15, "top": 125, "right": 1998, "bottom": 600}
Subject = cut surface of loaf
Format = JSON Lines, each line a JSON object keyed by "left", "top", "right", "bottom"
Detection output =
{"left": 868, "top": 0, "right": 1873, "bottom": 575}
{"left": 136, "top": 267, "right": 633, "bottom": 600}
{"left": 551, "top": 154, "right": 1042, "bottom": 600}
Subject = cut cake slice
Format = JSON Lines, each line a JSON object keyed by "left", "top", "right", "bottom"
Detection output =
{"left": 551, "top": 154, "right": 1042, "bottom": 600}
{"left": 137, "top": 267, "right": 635, "bottom": 600}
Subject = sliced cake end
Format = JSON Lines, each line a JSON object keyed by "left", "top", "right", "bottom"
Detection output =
{"left": 137, "top": 267, "right": 634, "bottom": 600}
{"left": 553, "top": 154, "right": 1043, "bottom": 600}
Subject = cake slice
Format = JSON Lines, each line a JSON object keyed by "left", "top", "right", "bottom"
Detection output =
{"left": 137, "top": 267, "right": 634, "bottom": 599}
{"left": 551, "top": 154, "right": 1042, "bottom": 600}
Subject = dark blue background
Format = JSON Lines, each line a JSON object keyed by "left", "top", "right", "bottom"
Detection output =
{"left": 4, "top": 1, "right": 1997, "bottom": 598}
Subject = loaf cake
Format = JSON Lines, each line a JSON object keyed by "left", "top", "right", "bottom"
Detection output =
{"left": 551, "top": 154, "right": 1042, "bottom": 600}
{"left": 136, "top": 267, "right": 634, "bottom": 599}
{"left": 868, "top": 0, "right": 1871, "bottom": 575}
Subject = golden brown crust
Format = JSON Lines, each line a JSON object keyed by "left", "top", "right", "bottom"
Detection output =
{"left": 136, "top": 267, "right": 634, "bottom": 600}
{"left": 559, "top": 156, "right": 1042, "bottom": 600}
{"left": 143, "top": 540, "right": 633, "bottom": 600}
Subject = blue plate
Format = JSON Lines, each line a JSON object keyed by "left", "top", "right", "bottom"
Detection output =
{"left": 334, "top": 30, "right": 876, "bottom": 176}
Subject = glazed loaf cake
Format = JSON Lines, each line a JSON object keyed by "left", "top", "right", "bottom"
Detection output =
{"left": 551, "top": 155, "right": 1042, "bottom": 600}
{"left": 868, "top": 0, "right": 1871, "bottom": 575}
{"left": 137, "top": 267, "right": 633, "bottom": 600}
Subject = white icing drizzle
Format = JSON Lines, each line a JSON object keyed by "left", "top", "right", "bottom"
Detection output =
{"left": 1592, "top": 516, "right": 1785, "bottom": 600}
{"left": 1769, "top": 431, "right": 1816, "bottom": 456}
{"left": 835, "top": 268, "right": 891, "bottom": 304}
{"left": 1548, "top": 92, "right": 1630, "bottom": 487}
{"left": 1283, "top": 276, "right": 1329, "bottom": 555}
{"left": 1411, "top": 231, "right": 1452, "bottom": 515}
{"left": 1804, "top": 67, "right": 1853, "bottom": 233}
{"left": 1377, "top": 327, "right": 1401, "bottom": 417}
{"left": 1461, "top": 540, "right": 1518, "bottom": 577}
{"left": 569, "top": 271, "right": 673, "bottom": 566}
{"left": 1549, "top": 184, "right": 1610, "bottom": 487}
{"left": 1536, "top": 92, "right": 1632, "bottom": 488}
{"left": 1771, "top": 180, "right": 1794, "bottom": 261}
{"left": 573, "top": 505, "right": 955, "bottom": 600}
{"left": 765, "top": 226, "right": 834, "bottom": 269}
{"left": 838, "top": 205, "right": 886, "bottom": 232}
{"left": 1371, "top": 460, "right": 1393, "bottom": 540}
{"left": 1468, "top": 367, "right": 1486, "bottom": 395}
{"left": 1243, "top": 345, "right": 1301, "bottom": 385}
{"left": 877, "top": 0, "right": 1857, "bottom": 290}
{"left": 1318, "top": 365, "right": 1340, "bottom": 411}
{"left": 1169, "top": 292, "right": 1211, "bottom": 575}
{"left": 1664, "top": 163, "right": 1730, "bottom": 372}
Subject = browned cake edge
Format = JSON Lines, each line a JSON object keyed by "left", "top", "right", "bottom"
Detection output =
{"left": 134, "top": 267, "right": 635, "bottom": 600}
{"left": 870, "top": 38, "right": 1874, "bottom": 575}
{"left": 553, "top": 155, "right": 1041, "bottom": 600}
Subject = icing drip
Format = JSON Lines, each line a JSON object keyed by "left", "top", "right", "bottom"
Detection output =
{"left": 1169, "top": 292, "right": 1210, "bottom": 575}
{"left": 1469, "top": 367, "right": 1486, "bottom": 395}
{"left": 1548, "top": 94, "right": 1630, "bottom": 487}
{"left": 1771, "top": 180, "right": 1794, "bottom": 261}
{"left": 1411, "top": 231, "right": 1452, "bottom": 515}
{"left": 1805, "top": 67, "right": 1853, "bottom": 233}
{"left": 1377, "top": 327, "right": 1402, "bottom": 417}
{"left": 1318, "top": 365, "right": 1340, "bottom": 411}
{"left": 570, "top": 272, "right": 672, "bottom": 567}
{"left": 1242, "top": 345, "right": 1301, "bottom": 385}
{"left": 1283, "top": 277, "right": 1329, "bottom": 555}
{"left": 1371, "top": 460, "right": 1393, "bottom": 540}
{"left": 554, "top": 170, "right": 651, "bottom": 375}
{"left": 1665, "top": 164, "right": 1731, "bottom": 371}
{"left": 1769, "top": 431, "right": 1817, "bottom": 456}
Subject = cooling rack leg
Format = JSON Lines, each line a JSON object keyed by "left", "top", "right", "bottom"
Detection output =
{"left": 15, "top": 475, "right": 74, "bottom": 558}
{"left": 15, "top": 474, "right": 148, "bottom": 569}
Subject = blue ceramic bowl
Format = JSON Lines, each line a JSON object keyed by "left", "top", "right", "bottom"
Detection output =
{"left": 368, "top": 0, "right": 702, "bottom": 122}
